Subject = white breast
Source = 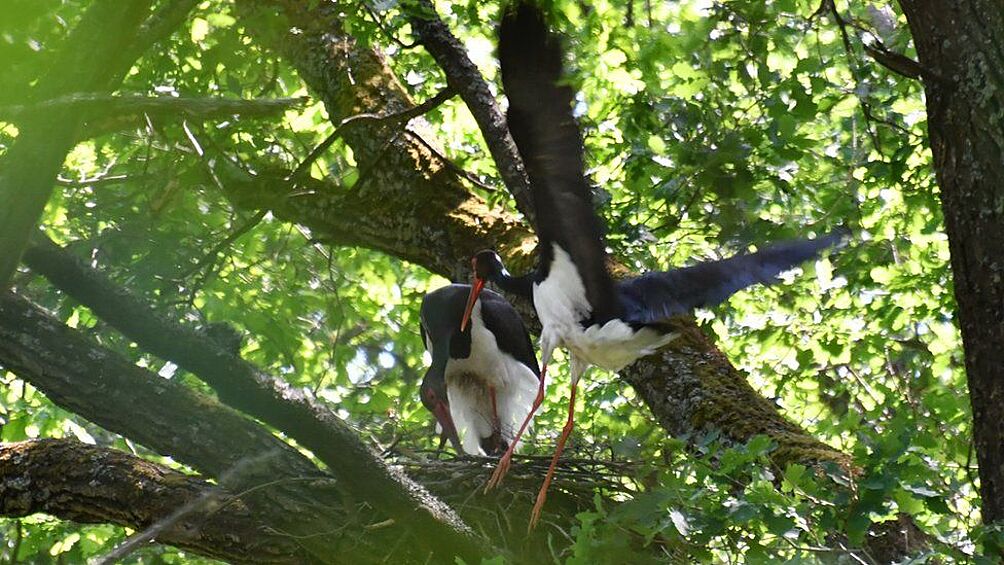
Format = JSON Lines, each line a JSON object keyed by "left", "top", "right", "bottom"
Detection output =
{"left": 532, "top": 244, "right": 593, "bottom": 337}
{"left": 444, "top": 301, "right": 540, "bottom": 455}
{"left": 533, "top": 243, "right": 679, "bottom": 372}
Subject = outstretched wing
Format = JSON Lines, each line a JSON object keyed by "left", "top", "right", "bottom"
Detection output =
{"left": 499, "top": 2, "right": 621, "bottom": 324}
{"left": 618, "top": 229, "right": 850, "bottom": 325}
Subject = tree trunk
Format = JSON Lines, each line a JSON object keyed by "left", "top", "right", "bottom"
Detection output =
{"left": 0, "top": 439, "right": 306, "bottom": 564}
{"left": 898, "top": 1, "right": 1004, "bottom": 553}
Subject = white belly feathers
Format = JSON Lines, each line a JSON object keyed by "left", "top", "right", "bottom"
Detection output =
{"left": 444, "top": 300, "right": 540, "bottom": 455}
{"left": 533, "top": 244, "right": 678, "bottom": 372}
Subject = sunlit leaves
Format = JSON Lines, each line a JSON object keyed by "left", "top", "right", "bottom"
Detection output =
{"left": 0, "top": 0, "right": 981, "bottom": 561}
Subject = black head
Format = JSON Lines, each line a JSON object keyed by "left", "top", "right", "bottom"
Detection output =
{"left": 462, "top": 250, "right": 508, "bottom": 331}
{"left": 419, "top": 368, "right": 460, "bottom": 451}
{"left": 471, "top": 249, "right": 506, "bottom": 281}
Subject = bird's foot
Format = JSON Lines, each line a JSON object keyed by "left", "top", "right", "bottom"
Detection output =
{"left": 528, "top": 486, "right": 547, "bottom": 532}
{"left": 484, "top": 451, "right": 514, "bottom": 491}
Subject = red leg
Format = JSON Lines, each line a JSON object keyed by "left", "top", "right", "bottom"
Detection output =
{"left": 484, "top": 364, "right": 546, "bottom": 491}
{"left": 488, "top": 385, "right": 501, "bottom": 433}
{"left": 528, "top": 380, "right": 577, "bottom": 531}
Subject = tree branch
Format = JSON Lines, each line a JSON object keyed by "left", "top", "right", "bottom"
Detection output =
{"left": 0, "top": 292, "right": 379, "bottom": 563}
{"left": 0, "top": 439, "right": 306, "bottom": 564}
{"left": 1, "top": 93, "right": 306, "bottom": 122}
{"left": 0, "top": 0, "right": 156, "bottom": 289}
{"left": 19, "top": 236, "right": 490, "bottom": 562}
{"left": 408, "top": 0, "right": 536, "bottom": 224}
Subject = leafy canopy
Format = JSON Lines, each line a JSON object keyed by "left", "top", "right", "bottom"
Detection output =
{"left": 0, "top": 0, "right": 981, "bottom": 562}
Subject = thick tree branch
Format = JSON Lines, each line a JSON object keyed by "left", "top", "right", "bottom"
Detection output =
{"left": 0, "top": 439, "right": 305, "bottom": 564}
{"left": 19, "top": 237, "right": 489, "bottom": 562}
{"left": 0, "top": 292, "right": 380, "bottom": 563}
{"left": 0, "top": 94, "right": 307, "bottom": 141}
{"left": 408, "top": 0, "right": 536, "bottom": 224}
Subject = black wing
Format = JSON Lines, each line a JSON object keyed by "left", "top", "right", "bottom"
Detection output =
{"left": 420, "top": 285, "right": 537, "bottom": 376}
{"left": 618, "top": 229, "right": 850, "bottom": 325}
{"left": 478, "top": 290, "right": 541, "bottom": 377}
{"left": 499, "top": 2, "right": 621, "bottom": 324}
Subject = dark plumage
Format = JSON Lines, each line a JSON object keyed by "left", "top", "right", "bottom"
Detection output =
{"left": 463, "top": 1, "right": 850, "bottom": 528}
{"left": 420, "top": 285, "right": 540, "bottom": 456}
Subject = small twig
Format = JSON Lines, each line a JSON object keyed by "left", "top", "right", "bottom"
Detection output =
{"left": 205, "top": 475, "right": 336, "bottom": 519}
{"left": 358, "top": 0, "right": 419, "bottom": 50}
{"left": 404, "top": 130, "right": 499, "bottom": 192}
{"left": 95, "top": 449, "right": 281, "bottom": 565}
{"left": 289, "top": 86, "right": 456, "bottom": 181}
{"left": 364, "top": 518, "right": 396, "bottom": 531}
{"left": 174, "top": 210, "right": 267, "bottom": 281}
{"left": 55, "top": 174, "right": 136, "bottom": 187}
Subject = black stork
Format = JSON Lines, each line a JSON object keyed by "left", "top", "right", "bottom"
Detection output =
{"left": 419, "top": 284, "right": 541, "bottom": 456}
{"left": 462, "top": 2, "right": 850, "bottom": 528}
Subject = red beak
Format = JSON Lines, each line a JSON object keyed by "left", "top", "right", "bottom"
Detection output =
{"left": 433, "top": 401, "right": 461, "bottom": 451}
{"left": 460, "top": 277, "right": 485, "bottom": 332}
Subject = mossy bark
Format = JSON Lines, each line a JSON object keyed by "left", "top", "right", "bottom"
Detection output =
{"left": 899, "top": 0, "right": 1004, "bottom": 552}
{"left": 0, "top": 439, "right": 306, "bottom": 564}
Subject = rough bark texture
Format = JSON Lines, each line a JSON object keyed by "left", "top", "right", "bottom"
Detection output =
{"left": 0, "top": 439, "right": 305, "bottom": 564}
{"left": 898, "top": 0, "right": 1004, "bottom": 551}
{"left": 0, "top": 292, "right": 379, "bottom": 563}
{"left": 20, "top": 237, "right": 489, "bottom": 562}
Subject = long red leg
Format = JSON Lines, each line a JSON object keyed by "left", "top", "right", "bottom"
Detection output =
{"left": 528, "top": 380, "right": 577, "bottom": 531}
{"left": 484, "top": 364, "right": 546, "bottom": 491}
{"left": 488, "top": 385, "right": 500, "bottom": 432}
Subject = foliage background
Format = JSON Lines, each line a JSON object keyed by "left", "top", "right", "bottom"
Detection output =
{"left": 0, "top": 0, "right": 982, "bottom": 561}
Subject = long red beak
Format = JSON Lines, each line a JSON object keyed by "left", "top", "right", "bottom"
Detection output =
{"left": 460, "top": 277, "right": 485, "bottom": 332}
{"left": 433, "top": 401, "right": 461, "bottom": 451}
